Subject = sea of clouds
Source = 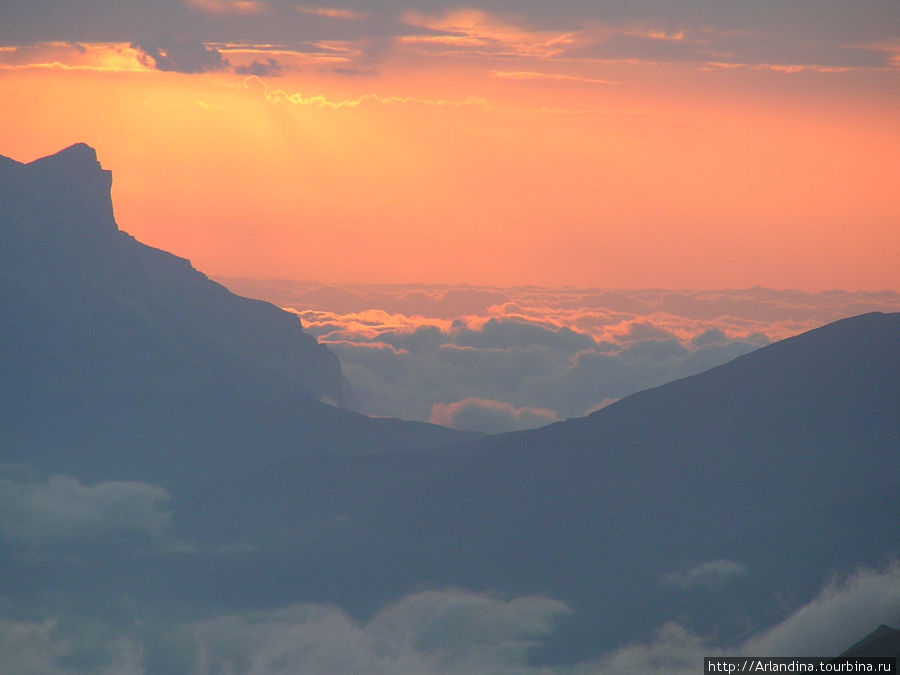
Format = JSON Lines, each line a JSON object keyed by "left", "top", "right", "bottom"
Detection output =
{"left": 219, "top": 281, "right": 900, "bottom": 433}
{"left": 1, "top": 469, "right": 896, "bottom": 675}
{"left": 4, "top": 284, "right": 899, "bottom": 672}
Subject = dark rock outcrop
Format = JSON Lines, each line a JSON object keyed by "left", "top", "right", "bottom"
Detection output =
{"left": 1, "top": 143, "right": 344, "bottom": 404}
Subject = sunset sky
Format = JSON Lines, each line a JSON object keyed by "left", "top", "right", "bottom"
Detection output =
{"left": 2, "top": 1, "right": 898, "bottom": 289}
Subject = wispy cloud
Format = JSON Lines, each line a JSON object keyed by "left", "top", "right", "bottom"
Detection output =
{"left": 703, "top": 61, "right": 857, "bottom": 74}
{"left": 663, "top": 559, "right": 748, "bottom": 591}
{"left": 245, "top": 74, "right": 496, "bottom": 110}
{"left": 185, "top": 0, "right": 265, "bottom": 14}
{"left": 0, "top": 41, "right": 150, "bottom": 72}
{"left": 401, "top": 9, "right": 576, "bottom": 59}
{"left": 490, "top": 70, "right": 619, "bottom": 85}
{"left": 295, "top": 6, "right": 367, "bottom": 21}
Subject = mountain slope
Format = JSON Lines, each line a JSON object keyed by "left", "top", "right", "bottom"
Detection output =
{"left": 176, "top": 311, "right": 899, "bottom": 656}
{"left": 1, "top": 143, "right": 344, "bottom": 404}
{"left": 0, "top": 144, "right": 473, "bottom": 482}
{"left": 839, "top": 625, "right": 900, "bottom": 658}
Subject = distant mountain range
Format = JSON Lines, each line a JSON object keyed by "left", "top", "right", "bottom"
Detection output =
{"left": 1, "top": 144, "right": 897, "bottom": 668}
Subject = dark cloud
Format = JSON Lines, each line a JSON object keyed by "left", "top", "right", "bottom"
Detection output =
{"left": 378, "top": 325, "right": 445, "bottom": 353}
{"left": 454, "top": 317, "right": 595, "bottom": 351}
{"left": 233, "top": 57, "right": 284, "bottom": 77}
{"left": 132, "top": 36, "right": 292, "bottom": 77}
{"left": 618, "top": 338, "right": 688, "bottom": 361}
{"left": 330, "top": 321, "right": 762, "bottom": 422}
{"left": 2, "top": 1, "right": 899, "bottom": 76}
{"left": 615, "top": 321, "right": 676, "bottom": 342}
{"left": 691, "top": 328, "right": 729, "bottom": 346}
{"left": 133, "top": 37, "right": 229, "bottom": 73}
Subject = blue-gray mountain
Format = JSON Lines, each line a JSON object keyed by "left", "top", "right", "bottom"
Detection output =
{"left": 175, "top": 311, "right": 899, "bottom": 659}
{"left": 839, "top": 625, "right": 900, "bottom": 658}
{"left": 1, "top": 143, "right": 344, "bottom": 405}
{"left": 1, "top": 144, "right": 471, "bottom": 482}
{"left": 1, "top": 144, "right": 897, "bottom": 668}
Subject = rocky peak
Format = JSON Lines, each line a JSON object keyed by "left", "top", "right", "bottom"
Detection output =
{"left": 1, "top": 143, "right": 346, "bottom": 404}
{"left": 1, "top": 142, "right": 117, "bottom": 245}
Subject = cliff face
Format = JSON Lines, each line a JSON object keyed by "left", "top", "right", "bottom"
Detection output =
{"left": 0, "top": 143, "right": 345, "bottom": 404}
{"left": 0, "top": 143, "right": 117, "bottom": 240}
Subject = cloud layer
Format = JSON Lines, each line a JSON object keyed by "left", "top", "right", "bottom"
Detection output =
{"left": 2, "top": 2, "right": 899, "bottom": 75}
{"left": 132, "top": 37, "right": 229, "bottom": 73}
{"left": 193, "top": 591, "right": 570, "bottom": 674}
{"left": 216, "top": 282, "right": 900, "bottom": 432}
{"left": 2, "top": 563, "right": 896, "bottom": 673}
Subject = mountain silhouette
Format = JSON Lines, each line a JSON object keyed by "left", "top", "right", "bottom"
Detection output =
{"left": 839, "top": 624, "right": 900, "bottom": 658}
{"left": 1, "top": 143, "right": 343, "bottom": 403}
{"left": 1, "top": 144, "right": 473, "bottom": 481}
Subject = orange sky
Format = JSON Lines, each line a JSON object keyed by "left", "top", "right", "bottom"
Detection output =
{"left": 1, "top": 5, "right": 898, "bottom": 290}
